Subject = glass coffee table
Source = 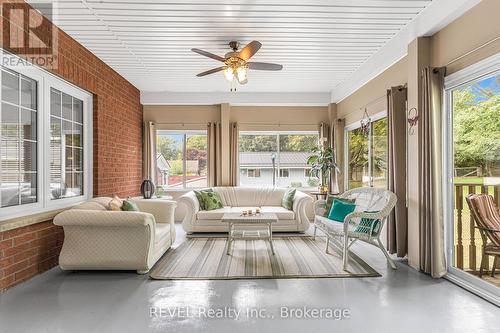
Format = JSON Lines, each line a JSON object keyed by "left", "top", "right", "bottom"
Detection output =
{"left": 221, "top": 213, "right": 278, "bottom": 255}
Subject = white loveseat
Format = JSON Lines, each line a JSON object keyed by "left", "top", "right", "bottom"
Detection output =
{"left": 54, "top": 197, "right": 176, "bottom": 274}
{"left": 179, "top": 187, "right": 313, "bottom": 233}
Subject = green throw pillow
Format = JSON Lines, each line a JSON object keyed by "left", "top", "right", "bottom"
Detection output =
{"left": 323, "top": 196, "right": 355, "bottom": 217}
{"left": 194, "top": 188, "right": 214, "bottom": 210}
{"left": 121, "top": 200, "right": 139, "bottom": 212}
{"left": 198, "top": 190, "right": 223, "bottom": 211}
{"left": 327, "top": 198, "right": 356, "bottom": 222}
{"left": 354, "top": 212, "right": 381, "bottom": 235}
{"left": 281, "top": 188, "right": 296, "bottom": 210}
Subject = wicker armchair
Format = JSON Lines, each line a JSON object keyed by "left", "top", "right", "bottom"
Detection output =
{"left": 465, "top": 194, "right": 500, "bottom": 278}
{"left": 313, "top": 187, "right": 397, "bottom": 270}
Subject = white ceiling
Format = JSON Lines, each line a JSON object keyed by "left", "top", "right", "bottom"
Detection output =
{"left": 37, "top": 0, "right": 437, "bottom": 94}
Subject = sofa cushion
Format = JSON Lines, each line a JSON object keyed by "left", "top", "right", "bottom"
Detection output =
{"left": 214, "top": 187, "right": 287, "bottom": 207}
{"left": 198, "top": 191, "right": 224, "bottom": 211}
{"left": 72, "top": 201, "right": 107, "bottom": 211}
{"left": 281, "top": 188, "right": 296, "bottom": 210}
{"left": 193, "top": 188, "right": 213, "bottom": 210}
{"left": 260, "top": 206, "right": 295, "bottom": 220}
{"left": 196, "top": 207, "right": 232, "bottom": 220}
{"left": 122, "top": 200, "right": 139, "bottom": 211}
{"left": 328, "top": 198, "right": 356, "bottom": 222}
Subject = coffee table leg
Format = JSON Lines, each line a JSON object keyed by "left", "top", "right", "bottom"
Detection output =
{"left": 269, "top": 222, "right": 275, "bottom": 255}
{"left": 226, "top": 222, "right": 232, "bottom": 255}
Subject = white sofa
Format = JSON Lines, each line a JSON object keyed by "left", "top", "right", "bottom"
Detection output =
{"left": 179, "top": 187, "right": 313, "bottom": 233}
{"left": 53, "top": 197, "right": 176, "bottom": 274}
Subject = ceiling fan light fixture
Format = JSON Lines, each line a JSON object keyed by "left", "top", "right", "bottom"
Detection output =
{"left": 236, "top": 65, "right": 248, "bottom": 83}
{"left": 223, "top": 67, "right": 234, "bottom": 82}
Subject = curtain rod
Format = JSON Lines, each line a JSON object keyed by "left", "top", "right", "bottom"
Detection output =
{"left": 153, "top": 122, "right": 207, "bottom": 126}
{"left": 239, "top": 122, "right": 320, "bottom": 126}
{"left": 445, "top": 36, "right": 500, "bottom": 67}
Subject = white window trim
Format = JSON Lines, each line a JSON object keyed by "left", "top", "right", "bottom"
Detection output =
{"left": 156, "top": 129, "right": 207, "bottom": 190}
{"left": 1, "top": 52, "right": 93, "bottom": 220}
{"left": 443, "top": 52, "right": 500, "bottom": 306}
{"left": 343, "top": 111, "right": 386, "bottom": 189}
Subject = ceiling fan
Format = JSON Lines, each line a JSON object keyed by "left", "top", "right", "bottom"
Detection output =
{"left": 191, "top": 41, "right": 283, "bottom": 89}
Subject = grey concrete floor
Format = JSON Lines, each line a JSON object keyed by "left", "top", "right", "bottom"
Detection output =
{"left": 1, "top": 223, "right": 499, "bottom": 333}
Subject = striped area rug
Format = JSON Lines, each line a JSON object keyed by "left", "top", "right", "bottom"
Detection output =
{"left": 150, "top": 237, "right": 380, "bottom": 280}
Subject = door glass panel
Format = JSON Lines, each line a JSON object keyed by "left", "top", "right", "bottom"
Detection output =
{"left": 451, "top": 72, "right": 500, "bottom": 288}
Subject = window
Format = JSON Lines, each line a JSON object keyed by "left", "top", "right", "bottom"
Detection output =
{"left": 156, "top": 130, "right": 207, "bottom": 189}
{"left": 239, "top": 131, "right": 319, "bottom": 188}
{"left": 1, "top": 69, "right": 38, "bottom": 207}
{"left": 345, "top": 114, "right": 387, "bottom": 189}
{"left": 248, "top": 169, "right": 261, "bottom": 178}
{"left": 1, "top": 55, "right": 92, "bottom": 219}
{"left": 50, "top": 88, "right": 84, "bottom": 199}
{"left": 279, "top": 169, "right": 289, "bottom": 178}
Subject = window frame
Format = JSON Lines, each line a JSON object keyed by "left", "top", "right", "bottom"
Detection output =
{"left": 344, "top": 111, "right": 386, "bottom": 190}
{"left": 279, "top": 168, "right": 290, "bottom": 178}
{"left": 0, "top": 52, "right": 93, "bottom": 220}
{"left": 156, "top": 129, "right": 208, "bottom": 190}
{"left": 247, "top": 168, "right": 261, "bottom": 178}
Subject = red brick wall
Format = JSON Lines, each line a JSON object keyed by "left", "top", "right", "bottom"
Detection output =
{"left": 0, "top": 1, "right": 143, "bottom": 291}
{"left": 0, "top": 222, "right": 64, "bottom": 291}
{"left": 1, "top": 0, "right": 143, "bottom": 197}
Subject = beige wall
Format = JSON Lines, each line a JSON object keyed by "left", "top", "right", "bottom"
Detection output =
{"left": 143, "top": 105, "right": 220, "bottom": 130}
{"left": 334, "top": 0, "right": 500, "bottom": 269}
{"left": 431, "top": 0, "right": 500, "bottom": 74}
{"left": 336, "top": 56, "right": 408, "bottom": 126}
{"left": 231, "top": 106, "right": 329, "bottom": 131}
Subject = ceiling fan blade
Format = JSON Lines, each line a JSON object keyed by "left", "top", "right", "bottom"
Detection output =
{"left": 191, "top": 48, "right": 225, "bottom": 62}
{"left": 238, "top": 41, "right": 262, "bottom": 61}
{"left": 247, "top": 62, "right": 283, "bottom": 71}
{"left": 196, "top": 66, "right": 227, "bottom": 77}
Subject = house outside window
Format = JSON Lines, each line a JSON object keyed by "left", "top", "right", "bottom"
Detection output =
{"left": 238, "top": 131, "right": 319, "bottom": 189}
{"left": 1, "top": 55, "right": 93, "bottom": 220}
{"left": 247, "top": 169, "right": 261, "bottom": 178}
{"left": 279, "top": 169, "right": 289, "bottom": 178}
{"left": 156, "top": 130, "right": 207, "bottom": 189}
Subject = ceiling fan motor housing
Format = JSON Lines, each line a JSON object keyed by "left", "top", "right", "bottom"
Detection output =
{"left": 229, "top": 41, "right": 240, "bottom": 51}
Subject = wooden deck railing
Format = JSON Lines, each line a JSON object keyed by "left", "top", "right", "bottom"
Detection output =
{"left": 454, "top": 183, "right": 500, "bottom": 272}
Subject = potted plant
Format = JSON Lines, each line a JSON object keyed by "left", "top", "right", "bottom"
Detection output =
{"left": 307, "top": 144, "right": 339, "bottom": 194}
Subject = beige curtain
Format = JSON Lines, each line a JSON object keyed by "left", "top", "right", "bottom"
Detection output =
{"left": 143, "top": 121, "right": 156, "bottom": 182}
{"left": 207, "top": 122, "right": 222, "bottom": 186}
{"left": 419, "top": 67, "right": 447, "bottom": 278}
{"left": 229, "top": 122, "right": 239, "bottom": 186}
{"left": 387, "top": 86, "right": 408, "bottom": 257}
{"left": 332, "top": 118, "right": 345, "bottom": 193}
